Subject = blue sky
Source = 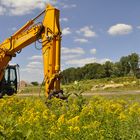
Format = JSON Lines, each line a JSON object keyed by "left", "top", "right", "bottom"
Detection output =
{"left": 0, "top": 0, "right": 140, "bottom": 82}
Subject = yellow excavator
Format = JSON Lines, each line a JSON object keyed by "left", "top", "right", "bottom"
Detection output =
{"left": 0, "top": 4, "right": 64, "bottom": 99}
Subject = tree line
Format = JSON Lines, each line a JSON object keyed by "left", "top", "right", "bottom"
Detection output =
{"left": 61, "top": 53, "right": 140, "bottom": 84}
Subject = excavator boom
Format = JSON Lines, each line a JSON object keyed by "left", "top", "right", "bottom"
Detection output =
{"left": 0, "top": 4, "right": 62, "bottom": 98}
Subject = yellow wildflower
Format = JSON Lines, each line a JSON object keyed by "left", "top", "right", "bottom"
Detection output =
{"left": 0, "top": 125, "right": 4, "bottom": 130}
{"left": 128, "top": 102, "right": 139, "bottom": 115}
{"left": 58, "top": 114, "right": 65, "bottom": 124}
{"left": 69, "top": 126, "right": 80, "bottom": 133}
{"left": 42, "top": 110, "right": 48, "bottom": 120}
{"left": 118, "top": 112, "right": 127, "bottom": 121}
{"left": 48, "top": 131, "right": 55, "bottom": 137}
{"left": 51, "top": 114, "right": 56, "bottom": 121}
{"left": 67, "top": 116, "right": 79, "bottom": 126}
{"left": 82, "top": 121, "right": 101, "bottom": 130}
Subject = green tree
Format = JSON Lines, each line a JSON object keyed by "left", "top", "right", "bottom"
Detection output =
{"left": 128, "top": 53, "right": 139, "bottom": 76}
{"left": 84, "top": 63, "right": 105, "bottom": 79}
{"left": 61, "top": 67, "right": 77, "bottom": 84}
{"left": 119, "top": 56, "right": 131, "bottom": 76}
{"left": 31, "top": 81, "right": 39, "bottom": 86}
{"left": 112, "top": 62, "right": 123, "bottom": 77}
{"left": 61, "top": 53, "right": 140, "bottom": 84}
{"left": 103, "top": 61, "right": 114, "bottom": 77}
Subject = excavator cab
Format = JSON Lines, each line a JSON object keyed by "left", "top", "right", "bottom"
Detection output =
{"left": 0, "top": 65, "right": 19, "bottom": 98}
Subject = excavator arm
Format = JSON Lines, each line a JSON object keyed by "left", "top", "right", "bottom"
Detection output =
{"left": 0, "top": 4, "right": 62, "bottom": 98}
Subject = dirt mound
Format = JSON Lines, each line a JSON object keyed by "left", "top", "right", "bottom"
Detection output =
{"left": 91, "top": 83, "right": 124, "bottom": 91}
{"left": 20, "top": 81, "right": 28, "bottom": 88}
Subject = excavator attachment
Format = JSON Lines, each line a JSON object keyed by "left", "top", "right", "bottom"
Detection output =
{"left": 0, "top": 65, "right": 19, "bottom": 98}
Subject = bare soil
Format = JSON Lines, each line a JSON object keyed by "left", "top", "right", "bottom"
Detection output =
{"left": 17, "top": 90, "right": 140, "bottom": 97}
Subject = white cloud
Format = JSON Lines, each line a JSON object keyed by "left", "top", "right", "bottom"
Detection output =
{"left": 99, "top": 58, "right": 112, "bottom": 64}
{"left": 62, "top": 54, "right": 81, "bottom": 60}
{"left": 62, "top": 4, "right": 77, "bottom": 9}
{"left": 66, "top": 57, "right": 96, "bottom": 66}
{"left": 137, "top": 26, "right": 140, "bottom": 29}
{"left": 22, "top": 61, "right": 43, "bottom": 72}
{"left": 21, "top": 67, "right": 43, "bottom": 82}
{"left": 27, "top": 61, "right": 42, "bottom": 69}
{"left": 21, "top": 67, "right": 42, "bottom": 73}
{"left": 62, "top": 27, "right": 71, "bottom": 35}
{"left": 29, "top": 55, "right": 42, "bottom": 61}
{"left": 60, "top": 17, "right": 68, "bottom": 22}
{"left": 65, "top": 57, "right": 111, "bottom": 67}
{"left": 11, "top": 27, "right": 17, "bottom": 31}
{"left": 0, "top": 0, "right": 57, "bottom": 16}
{"left": 108, "top": 24, "right": 133, "bottom": 36}
{"left": 20, "top": 60, "right": 43, "bottom": 82}
{"left": 62, "top": 47, "right": 84, "bottom": 61}
{"left": 77, "top": 26, "right": 97, "bottom": 38}
{"left": 90, "top": 48, "right": 97, "bottom": 54}
{"left": 27, "top": 61, "right": 42, "bottom": 65}
{"left": 74, "top": 38, "right": 88, "bottom": 43}
{"left": 0, "top": 6, "right": 6, "bottom": 15}
{"left": 9, "top": 62, "right": 17, "bottom": 65}
{"left": 62, "top": 47, "right": 85, "bottom": 55}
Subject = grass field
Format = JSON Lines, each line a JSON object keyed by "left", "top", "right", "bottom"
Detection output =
{"left": 1, "top": 94, "right": 140, "bottom": 139}
{"left": 1, "top": 77, "right": 140, "bottom": 139}
{"left": 62, "top": 77, "right": 140, "bottom": 93}
{"left": 19, "top": 77, "right": 140, "bottom": 95}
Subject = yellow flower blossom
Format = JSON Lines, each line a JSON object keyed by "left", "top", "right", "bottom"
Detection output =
{"left": 1, "top": 95, "right": 140, "bottom": 139}
{"left": 43, "top": 110, "right": 48, "bottom": 120}
{"left": 0, "top": 125, "right": 4, "bottom": 130}
{"left": 118, "top": 112, "right": 127, "bottom": 121}
{"left": 129, "top": 102, "right": 139, "bottom": 115}
{"left": 69, "top": 126, "right": 80, "bottom": 133}
{"left": 67, "top": 116, "right": 79, "bottom": 126}
{"left": 51, "top": 114, "right": 56, "bottom": 121}
{"left": 58, "top": 114, "right": 65, "bottom": 124}
{"left": 82, "top": 121, "right": 101, "bottom": 129}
